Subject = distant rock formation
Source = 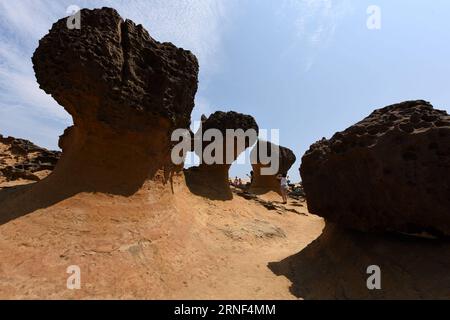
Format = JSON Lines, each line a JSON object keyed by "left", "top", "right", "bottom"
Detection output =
{"left": 0, "top": 135, "right": 60, "bottom": 184}
{"left": 32, "top": 7, "right": 199, "bottom": 194}
{"left": 300, "top": 100, "right": 450, "bottom": 236}
{"left": 249, "top": 141, "right": 296, "bottom": 194}
{"left": 185, "top": 111, "right": 258, "bottom": 200}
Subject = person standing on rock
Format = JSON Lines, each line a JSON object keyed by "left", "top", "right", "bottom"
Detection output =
{"left": 277, "top": 173, "right": 289, "bottom": 204}
{"left": 246, "top": 170, "right": 254, "bottom": 184}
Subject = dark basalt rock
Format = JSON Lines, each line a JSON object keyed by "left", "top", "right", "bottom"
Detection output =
{"left": 250, "top": 140, "right": 296, "bottom": 193}
{"left": 300, "top": 100, "right": 450, "bottom": 236}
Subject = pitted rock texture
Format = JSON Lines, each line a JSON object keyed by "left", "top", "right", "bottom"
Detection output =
{"left": 33, "top": 7, "right": 198, "bottom": 131}
{"left": 0, "top": 135, "right": 60, "bottom": 184}
{"left": 194, "top": 111, "right": 259, "bottom": 162}
{"left": 250, "top": 141, "right": 296, "bottom": 193}
{"left": 185, "top": 111, "right": 259, "bottom": 200}
{"left": 31, "top": 7, "right": 199, "bottom": 194}
{"left": 300, "top": 100, "right": 450, "bottom": 236}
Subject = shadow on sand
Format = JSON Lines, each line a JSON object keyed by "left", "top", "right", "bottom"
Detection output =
{"left": 0, "top": 165, "right": 177, "bottom": 226}
{"left": 268, "top": 223, "right": 450, "bottom": 299}
{"left": 184, "top": 167, "right": 233, "bottom": 201}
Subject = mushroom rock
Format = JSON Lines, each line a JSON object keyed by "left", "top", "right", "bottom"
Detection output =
{"left": 32, "top": 7, "right": 199, "bottom": 195}
{"left": 249, "top": 141, "right": 296, "bottom": 194}
{"left": 185, "top": 111, "right": 259, "bottom": 200}
{"left": 300, "top": 100, "right": 450, "bottom": 236}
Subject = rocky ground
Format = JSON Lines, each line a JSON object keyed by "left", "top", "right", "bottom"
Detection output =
{"left": 0, "top": 135, "right": 60, "bottom": 187}
{"left": 2, "top": 7, "right": 450, "bottom": 300}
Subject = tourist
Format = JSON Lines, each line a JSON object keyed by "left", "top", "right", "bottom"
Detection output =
{"left": 277, "top": 173, "right": 289, "bottom": 204}
{"left": 246, "top": 170, "right": 254, "bottom": 184}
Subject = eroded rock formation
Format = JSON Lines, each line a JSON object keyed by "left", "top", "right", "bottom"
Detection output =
{"left": 32, "top": 7, "right": 199, "bottom": 194}
{"left": 250, "top": 141, "right": 296, "bottom": 194}
{"left": 185, "top": 111, "right": 258, "bottom": 200}
{"left": 300, "top": 100, "right": 450, "bottom": 236}
{"left": 0, "top": 135, "right": 60, "bottom": 184}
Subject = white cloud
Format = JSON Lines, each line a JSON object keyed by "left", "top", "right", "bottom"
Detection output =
{"left": 282, "top": 0, "right": 354, "bottom": 46}
{"left": 278, "top": 0, "right": 354, "bottom": 71}
{"left": 110, "top": 0, "right": 233, "bottom": 74}
{"left": 0, "top": 0, "right": 235, "bottom": 149}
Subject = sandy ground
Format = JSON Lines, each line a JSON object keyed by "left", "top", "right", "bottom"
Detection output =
{"left": 0, "top": 175, "right": 324, "bottom": 299}
{"left": 2, "top": 170, "right": 450, "bottom": 299}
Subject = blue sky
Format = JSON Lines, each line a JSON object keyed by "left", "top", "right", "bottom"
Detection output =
{"left": 1, "top": 0, "right": 449, "bottom": 182}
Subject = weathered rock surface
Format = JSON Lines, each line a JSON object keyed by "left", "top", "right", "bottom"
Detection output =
{"left": 31, "top": 7, "right": 199, "bottom": 194}
{"left": 250, "top": 141, "right": 296, "bottom": 194}
{"left": 300, "top": 100, "right": 450, "bottom": 235}
{"left": 0, "top": 135, "right": 60, "bottom": 184}
{"left": 185, "top": 111, "right": 258, "bottom": 200}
